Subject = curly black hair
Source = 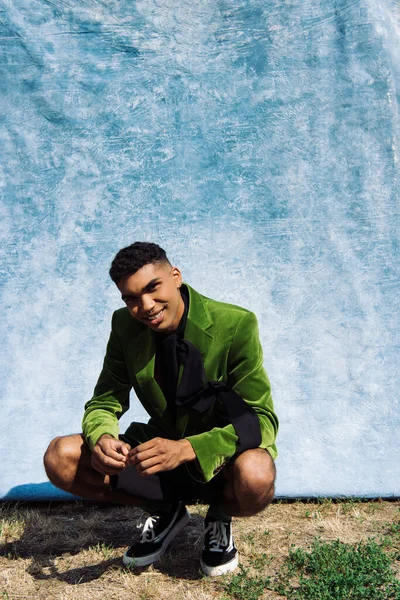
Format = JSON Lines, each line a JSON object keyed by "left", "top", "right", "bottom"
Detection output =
{"left": 109, "top": 242, "right": 170, "bottom": 284}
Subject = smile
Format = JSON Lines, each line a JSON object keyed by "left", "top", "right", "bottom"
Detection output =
{"left": 146, "top": 309, "right": 164, "bottom": 322}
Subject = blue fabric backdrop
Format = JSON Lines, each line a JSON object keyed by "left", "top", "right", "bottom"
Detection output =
{"left": 1, "top": 0, "right": 399, "bottom": 499}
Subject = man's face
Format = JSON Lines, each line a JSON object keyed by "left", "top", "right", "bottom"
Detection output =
{"left": 117, "top": 262, "right": 185, "bottom": 332}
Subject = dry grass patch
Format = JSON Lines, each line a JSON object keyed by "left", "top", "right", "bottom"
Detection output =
{"left": 0, "top": 499, "right": 399, "bottom": 599}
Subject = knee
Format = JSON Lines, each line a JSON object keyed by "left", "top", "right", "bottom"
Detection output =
{"left": 230, "top": 449, "right": 276, "bottom": 515}
{"left": 43, "top": 436, "right": 81, "bottom": 484}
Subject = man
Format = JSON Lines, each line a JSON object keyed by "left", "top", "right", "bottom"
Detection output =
{"left": 44, "top": 242, "right": 278, "bottom": 577}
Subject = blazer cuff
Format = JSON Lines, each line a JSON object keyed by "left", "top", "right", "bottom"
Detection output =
{"left": 84, "top": 423, "right": 120, "bottom": 451}
{"left": 185, "top": 425, "right": 238, "bottom": 482}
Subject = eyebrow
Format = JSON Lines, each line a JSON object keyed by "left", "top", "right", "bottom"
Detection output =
{"left": 121, "top": 277, "right": 162, "bottom": 300}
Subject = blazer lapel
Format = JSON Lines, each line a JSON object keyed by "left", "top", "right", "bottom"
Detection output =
{"left": 184, "top": 283, "right": 213, "bottom": 349}
{"left": 130, "top": 328, "right": 176, "bottom": 430}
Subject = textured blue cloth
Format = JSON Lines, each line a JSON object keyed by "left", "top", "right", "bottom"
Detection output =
{"left": 0, "top": 0, "right": 399, "bottom": 499}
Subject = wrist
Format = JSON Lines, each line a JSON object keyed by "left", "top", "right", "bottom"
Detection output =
{"left": 97, "top": 434, "right": 115, "bottom": 444}
{"left": 178, "top": 439, "right": 196, "bottom": 463}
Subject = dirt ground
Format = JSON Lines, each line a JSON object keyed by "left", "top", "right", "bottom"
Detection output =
{"left": 0, "top": 499, "right": 399, "bottom": 599}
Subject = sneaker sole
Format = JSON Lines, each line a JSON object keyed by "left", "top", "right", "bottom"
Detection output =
{"left": 200, "top": 551, "right": 239, "bottom": 577}
{"left": 122, "top": 509, "right": 190, "bottom": 567}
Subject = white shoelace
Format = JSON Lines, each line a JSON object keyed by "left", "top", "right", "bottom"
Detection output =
{"left": 138, "top": 515, "right": 159, "bottom": 543}
{"left": 205, "top": 521, "right": 229, "bottom": 553}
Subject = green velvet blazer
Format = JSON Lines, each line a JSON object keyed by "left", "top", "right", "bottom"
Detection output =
{"left": 82, "top": 284, "right": 278, "bottom": 482}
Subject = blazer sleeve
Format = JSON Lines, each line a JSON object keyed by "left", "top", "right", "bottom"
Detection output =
{"left": 82, "top": 312, "right": 132, "bottom": 450}
{"left": 185, "top": 310, "right": 279, "bottom": 482}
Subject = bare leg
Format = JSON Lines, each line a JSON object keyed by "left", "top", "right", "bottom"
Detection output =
{"left": 221, "top": 448, "right": 276, "bottom": 517}
{"left": 44, "top": 436, "right": 275, "bottom": 513}
{"left": 43, "top": 434, "right": 145, "bottom": 506}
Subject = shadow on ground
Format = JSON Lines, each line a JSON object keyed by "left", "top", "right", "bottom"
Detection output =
{"left": 0, "top": 501, "right": 206, "bottom": 584}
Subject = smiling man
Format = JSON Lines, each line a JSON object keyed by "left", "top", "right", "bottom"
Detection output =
{"left": 44, "top": 242, "right": 278, "bottom": 576}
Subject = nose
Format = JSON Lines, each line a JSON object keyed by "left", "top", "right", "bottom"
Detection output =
{"left": 141, "top": 294, "right": 156, "bottom": 313}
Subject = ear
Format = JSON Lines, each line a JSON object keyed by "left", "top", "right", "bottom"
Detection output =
{"left": 171, "top": 266, "right": 182, "bottom": 288}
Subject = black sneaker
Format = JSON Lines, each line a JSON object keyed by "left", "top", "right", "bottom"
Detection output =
{"left": 200, "top": 518, "right": 239, "bottom": 576}
{"left": 123, "top": 501, "right": 190, "bottom": 567}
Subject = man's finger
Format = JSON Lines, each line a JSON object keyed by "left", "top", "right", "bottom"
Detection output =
{"left": 99, "top": 445, "right": 128, "bottom": 462}
{"left": 101, "top": 454, "right": 127, "bottom": 469}
{"left": 129, "top": 446, "right": 164, "bottom": 464}
{"left": 91, "top": 455, "right": 126, "bottom": 475}
{"left": 110, "top": 440, "right": 131, "bottom": 454}
{"left": 134, "top": 455, "right": 164, "bottom": 471}
{"left": 93, "top": 460, "right": 124, "bottom": 474}
{"left": 93, "top": 447, "right": 127, "bottom": 470}
{"left": 119, "top": 443, "right": 131, "bottom": 456}
{"left": 133, "top": 437, "right": 164, "bottom": 453}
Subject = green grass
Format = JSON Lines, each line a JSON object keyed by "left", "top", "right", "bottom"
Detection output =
{"left": 275, "top": 539, "right": 400, "bottom": 600}
{"left": 385, "top": 520, "right": 400, "bottom": 540}
{"left": 222, "top": 538, "right": 400, "bottom": 600}
{"left": 222, "top": 565, "right": 271, "bottom": 600}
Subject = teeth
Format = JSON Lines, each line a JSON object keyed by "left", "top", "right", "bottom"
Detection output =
{"left": 147, "top": 309, "right": 163, "bottom": 321}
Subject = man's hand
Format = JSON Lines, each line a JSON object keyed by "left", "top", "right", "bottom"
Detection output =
{"left": 91, "top": 434, "right": 131, "bottom": 475}
{"left": 127, "top": 437, "right": 196, "bottom": 476}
